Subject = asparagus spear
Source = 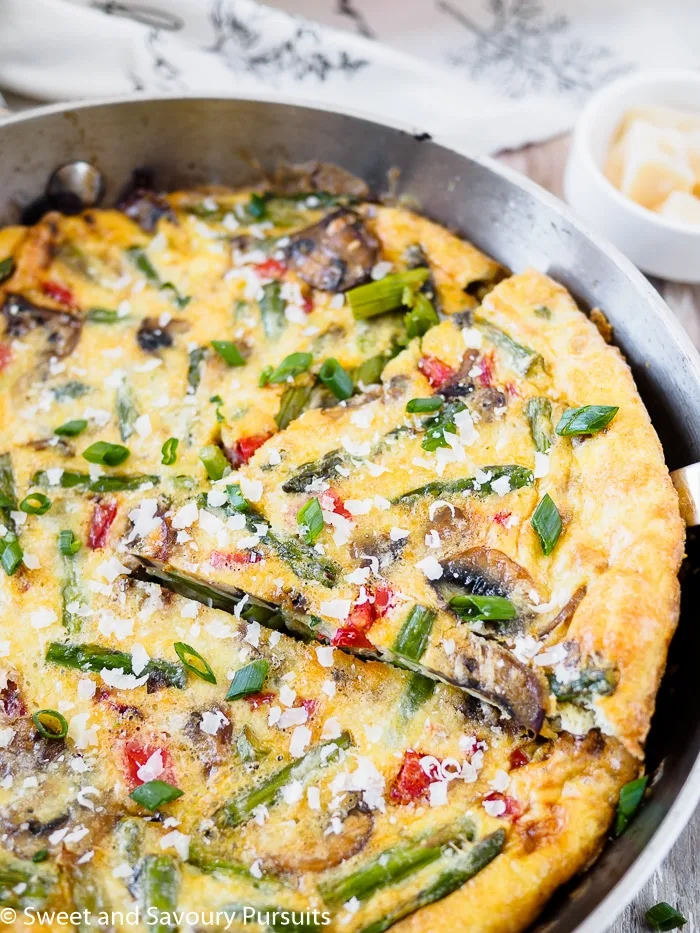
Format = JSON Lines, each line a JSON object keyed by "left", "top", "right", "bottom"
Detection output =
{"left": 357, "top": 830, "right": 505, "bottom": 933}
{"left": 318, "top": 817, "right": 475, "bottom": 906}
{"left": 187, "top": 347, "right": 206, "bottom": 394}
{"left": 266, "top": 531, "right": 339, "bottom": 587}
{"left": 396, "top": 673, "right": 436, "bottom": 725}
{"left": 548, "top": 665, "right": 618, "bottom": 703}
{"left": 474, "top": 318, "right": 542, "bottom": 376}
{"left": 525, "top": 397, "right": 553, "bottom": 454}
{"left": 0, "top": 453, "right": 17, "bottom": 522}
{"left": 281, "top": 450, "right": 347, "bottom": 493}
{"left": 260, "top": 282, "right": 287, "bottom": 340}
{"left": 0, "top": 858, "right": 55, "bottom": 909}
{"left": 275, "top": 384, "right": 313, "bottom": 430}
{"left": 216, "top": 733, "right": 352, "bottom": 828}
{"left": 70, "top": 866, "right": 109, "bottom": 931}
{"left": 31, "top": 471, "right": 159, "bottom": 492}
{"left": 392, "top": 465, "right": 533, "bottom": 504}
{"left": 137, "top": 855, "right": 180, "bottom": 933}
{"left": 347, "top": 269, "right": 429, "bottom": 320}
{"left": 392, "top": 606, "right": 436, "bottom": 663}
{"left": 61, "top": 553, "right": 84, "bottom": 634}
{"left": 116, "top": 383, "right": 138, "bottom": 442}
{"left": 46, "top": 642, "right": 186, "bottom": 688}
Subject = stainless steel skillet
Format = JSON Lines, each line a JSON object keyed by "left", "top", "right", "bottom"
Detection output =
{"left": 0, "top": 95, "right": 699, "bottom": 933}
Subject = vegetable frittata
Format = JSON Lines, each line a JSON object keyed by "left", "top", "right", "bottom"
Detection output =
{"left": 0, "top": 170, "right": 682, "bottom": 933}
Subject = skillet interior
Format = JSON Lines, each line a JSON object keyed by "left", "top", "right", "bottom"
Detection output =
{"left": 0, "top": 95, "right": 698, "bottom": 933}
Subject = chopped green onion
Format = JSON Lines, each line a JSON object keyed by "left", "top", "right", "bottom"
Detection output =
{"left": 615, "top": 775, "right": 648, "bottom": 836}
{"left": 268, "top": 352, "right": 313, "bottom": 384}
{"left": 556, "top": 405, "right": 619, "bottom": 436}
{"left": 54, "top": 419, "right": 88, "bottom": 437}
{"left": 199, "top": 445, "right": 228, "bottom": 481}
{"left": 58, "top": 530, "right": 81, "bottom": 556}
{"left": 407, "top": 397, "right": 443, "bottom": 414}
{"left": 393, "top": 605, "right": 436, "bottom": 662}
{"left": 130, "top": 780, "right": 183, "bottom": 811}
{"left": 0, "top": 256, "right": 15, "bottom": 283}
{"left": 82, "top": 441, "right": 130, "bottom": 467}
{"left": 318, "top": 358, "right": 353, "bottom": 400}
{"left": 173, "top": 642, "right": 216, "bottom": 684}
{"left": 161, "top": 437, "right": 179, "bottom": 466}
{"left": 421, "top": 400, "right": 464, "bottom": 452}
{"left": 297, "top": 498, "right": 324, "bottom": 545}
{"left": 531, "top": 493, "right": 562, "bottom": 556}
{"left": 211, "top": 340, "right": 245, "bottom": 367}
{"left": 19, "top": 493, "right": 51, "bottom": 515}
{"left": 32, "top": 709, "right": 68, "bottom": 740}
{"left": 534, "top": 305, "right": 552, "bottom": 319}
{"left": 1, "top": 534, "right": 23, "bottom": 576}
{"left": 347, "top": 268, "right": 429, "bottom": 320}
{"left": 247, "top": 193, "right": 267, "bottom": 220}
{"left": 404, "top": 293, "right": 439, "bottom": 339}
{"left": 225, "top": 484, "right": 249, "bottom": 512}
{"left": 86, "top": 307, "right": 121, "bottom": 323}
{"left": 225, "top": 659, "right": 269, "bottom": 701}
{"left": 448, "top": 594, "right": 517, "bottom": 622}
{"left": 258, "top": 365, "right": 273, "bottom": 387}
{"left": 31, "top": 850, "right": 48, "bottom": 863}
{"left": 209, "top": 394, "right": 225, "bottom": 423}
{"left": 645, "top": 903, "right": 687, "bottom": 932}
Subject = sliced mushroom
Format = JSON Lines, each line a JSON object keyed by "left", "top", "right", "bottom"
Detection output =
{"left": 258, "top": 803, "right": 373, "bottom": 874}
{"left": 136, "top": 316, "right": 188, "bottom": 353}
{"left": 183, "top": 708, "right": 233, "bottom": 776}
{"left": 116, "top": 172, "right": 175, "bottom": 232}
{"left": 286, "top": 209, "right": 378, "bottom": 292}
{"left": 532, "top": 585, "right": 587, "bottom": 639}
{"left": 449, "top": 636, "right": 547, "bottom": 733}
{"left": 1, "top": 293, "right": 82, "bottom": 358}
{"left": 434, "top": 546, "right": 538, "bottom": 638}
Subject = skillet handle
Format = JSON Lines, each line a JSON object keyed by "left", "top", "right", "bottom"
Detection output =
{"left": 671, "top": 463, "right": 700, "bottom": 527}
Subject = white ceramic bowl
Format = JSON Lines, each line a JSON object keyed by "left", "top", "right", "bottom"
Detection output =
{"left": 564, "top": 69, "right": 700, "bottom": 283}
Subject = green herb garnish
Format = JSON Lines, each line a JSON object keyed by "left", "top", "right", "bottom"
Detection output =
{"left": 32, "top": 709, "right": 68, "bottom": 740}
{"left": 173, "top": 642, "right": 216, "bottom": 684}
{"left": 211, "top": 340, "right": 245, "bottom": 367}
{"left": 407, "top": 397, "right": 443, "bottom": 414}
{"left": 82, "top": 441, "right": 130, "bottom": 467}
{"left": 268, "top": 352, "right": 313, "bottom": 383}
{"left": 130, "top": 780, "right": 183, "bottom": 811}
{"left": 58, "top": 530, "right": 81, "bottom": 556}
{"left": 161, "top": 437, "right": 179, "bottom": 466}
{"left": 318, "top": 358, "right": 353, "bottom": 400}
{"left": 615, "top": 775, "right": 648, "bottom": 836}
{"left": 19, "top": 493, "right": 51, "bottom": 515}
{"left": 556, "top": 405, "right": 619, "bottom": 436}
{"left": 54, "top": 419, "right": 88, "bottom": 438}
{"left": 645, "top": 903, "right": 687, "bottom": 932}
{"left": 297, "top": 497, "right": 324, "bottom": 545}
{"left": 225, "top": 659, "right": 269, "bottom": 701}
{"left": 531, "top": 493, "right": 562, "bottom": 555}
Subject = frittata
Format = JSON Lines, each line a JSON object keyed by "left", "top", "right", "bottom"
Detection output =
{"left": 0, "top": 169, "right": 683, "bottom": 933}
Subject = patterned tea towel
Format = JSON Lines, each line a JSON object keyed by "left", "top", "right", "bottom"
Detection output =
{"left": 0, "top": 0, "right": 698, "bottom": 155}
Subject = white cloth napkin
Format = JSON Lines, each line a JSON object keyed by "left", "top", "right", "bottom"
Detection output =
{"left": 0, "top": 0, "right": 698, "bottom": 155}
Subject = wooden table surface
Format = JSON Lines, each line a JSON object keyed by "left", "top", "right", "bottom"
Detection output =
{"left": 1, "top": 90, "right": 696, "bottom": 930}
{"left": 500, "top": 136, "right": 700, "bottom": 933}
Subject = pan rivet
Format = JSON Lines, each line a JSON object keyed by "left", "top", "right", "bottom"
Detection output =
{"left": 46, "top": 161, "right": 105, "bottom": 214}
